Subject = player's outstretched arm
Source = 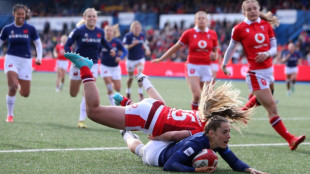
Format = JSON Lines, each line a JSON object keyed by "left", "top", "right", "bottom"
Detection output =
{"left": 148, "top": 130, "right": 191, "bottom": 142}
{"left": 245, "top": 168, "right": 268, "bottom": 174}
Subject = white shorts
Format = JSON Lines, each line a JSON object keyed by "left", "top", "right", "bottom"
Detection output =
{"left": 285, "top": 66, "right": 298, "bottom": 75}
{"left": 245, "top": 67, "right": 274, "bottom": 92}
{"left": 186, "top": 63, "right": 212, "bottom": 82}
{"left": 126, "top": 59, "right": 145, "bottom": 73}
{"left": 70, "top": 63, "right": 99, "bottom": 80}
{"left": 56, "top": 60, "right": 69, "bottom": 71}
{"left": 4, "top": 54, "right": 32, "bottom": 80}
{"left": 100, "top": 64, "right": 121, "bottom": 80}
{"left": 211, "top": 63, "right": 219, "bottom": 72}
{"left": 125, "top": 98, "right": 164, "bottom": 135}
{"left": 142, "top": 140, "right": 173, "bottom": 166}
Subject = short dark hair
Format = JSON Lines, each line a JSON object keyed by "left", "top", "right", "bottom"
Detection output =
{"left": 12, "top": 4, "right": 31, "bottom": 20}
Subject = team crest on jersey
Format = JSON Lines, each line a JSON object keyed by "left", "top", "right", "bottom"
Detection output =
{"left": 194, "top": 34, "right": 197, "bottom": 38}
{"left": 97, "top": 33, "right": 101, "bottom": 38}
{"left": 260, "top": 25, "right": 265, "bottom": 31}
{"left": 254, "top": 33, "right": 265, "bottom": 44}
{"left": 246, "top": 28, "right": 249, "bottom": 33}
{"left": 207, "top": 34, "right": 210, "bottom": 39}
{"left": 84, "top": 33, "right": 88, "bottom": 38}
{"left": 198, "top": 40, "right": 207, "bottom": 49}
{"left": 183, "top": 147, "right": 194, "bottom": 156}
{"left": 23, "top": 29, "right": 28, "bottom": 34}
{"left": 8, "top": 64, "right": 13, "bottom": 68}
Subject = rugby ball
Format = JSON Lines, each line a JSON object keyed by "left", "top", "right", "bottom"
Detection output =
{"left": 192, "top": 149, "right": 218, "bottom": 168}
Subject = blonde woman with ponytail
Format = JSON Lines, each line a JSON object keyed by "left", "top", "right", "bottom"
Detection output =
{"left": 221, "top": 0, "right": 305, "bottom": 150}
{"left": 64, "top": 8, "right": 116, "bottom": 128}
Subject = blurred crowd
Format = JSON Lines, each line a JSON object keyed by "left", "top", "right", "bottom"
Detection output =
{"left": 1, "top": 0, "right": 310, "bottom": 65}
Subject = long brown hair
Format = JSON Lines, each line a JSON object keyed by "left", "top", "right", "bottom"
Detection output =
{"left": 242, "top": 0, "right": 279, "bottom": 28}
{"left": 198, "top": 82, "right": 253, "bottom": 132}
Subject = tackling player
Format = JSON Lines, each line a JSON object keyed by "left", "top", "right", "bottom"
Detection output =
{"left": 64, "top": 8, "right": 116, "bottom": 128}
{"left": 0, "top": 4, "right": 42, "bottom": 122}
{"left": 152, "top": 11, "right": 218, "bottom": 111}
{"left": 64, "top": 52, "right": 250, "bottom": 138}
{"left": 221, "top": 0, "right": 305, "bottom": 150}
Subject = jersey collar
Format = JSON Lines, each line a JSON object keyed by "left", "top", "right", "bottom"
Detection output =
{"left": 244, "top": 17, "right": 261, "bottom": 25}
{"left": 194, "top": 26, "right": 209, "bottom": 33}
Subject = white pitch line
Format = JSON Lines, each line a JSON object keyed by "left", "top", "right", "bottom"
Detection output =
{"left": 252, "top": 117, "right": 310, "bottom": 121}
{"left": 0, "top": 143, "right": 309, "bottom": 153}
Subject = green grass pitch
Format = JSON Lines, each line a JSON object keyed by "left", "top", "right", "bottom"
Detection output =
{"left": 0, "top": 72, "right": 309, "bottom": 174}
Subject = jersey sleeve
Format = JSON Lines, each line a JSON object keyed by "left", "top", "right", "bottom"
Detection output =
{"left": 64, "top": 28, "right": 78, "bottom": 52}
{"left": 218, "top": 147, "right": 249, "bottom": 172}
{"left": 267, "top": 23, "right": 275, "bottom": 38}
{"left": 0, "top": 26, "right": 8, "bottom": 41}
{"left": 163, "top": 141, "right": 201, "bottom": 172}
{"left": 116, "top": 39, "right": 128, "bottom": 59}
{"left": 231, "top": 26, "right": 240, "bottom": 42}
{"left": 178, "top": 30, "right": 190, "bottom": 46}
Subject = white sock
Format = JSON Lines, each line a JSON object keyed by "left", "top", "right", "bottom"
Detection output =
{"left": 6, "top": 95, "right": 15, "bottom": 116}
{"left": 138, "top": 87, "right": 143, "bottom": 94}
{"left": 142, "top": 78, "right": 153, "bottom": 91}
{"left": 79, "top": 97, "right": 87, "bottom": 121}
{"left": 134, "top": 144, "right": 144, "bottom": 158}
{"left": 126, "top": 88, "right": 131, "bottom": 94}
{"left": 108, "top": 94, "right": 115, "bottom": 106}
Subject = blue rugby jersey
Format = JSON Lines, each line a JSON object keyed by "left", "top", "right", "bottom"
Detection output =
{"left": 122, "top": 32, "right": 146, "bottom": 61}
{"left": 65, "top": 24, "right": 111, "bottom": 64}
{"left": 100, "top": 38, "right": 127, "bottom": 67}
{"left": 158, "top": 132, "right": 249, "bottom": 172}
{"left": 282, "top": 50, "right": 302, "bottom": 67}
{"left": 0, "top": 22, "right": 39, "bottom": 58}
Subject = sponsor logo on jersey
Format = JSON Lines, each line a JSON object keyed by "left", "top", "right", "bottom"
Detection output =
{"left": 82, "top": 38, "right": 101, "bottom": 43}
{"left": 183, "top": 147, "right": 195, "bottom": 156}
{"left": 254, "top": 33, "right": 265, "bottom": 44}
{"left": 198, "top": 40, "right": 207, "bottom": 49}
{"left": 8, "top": 64, "right": 13, "bottom": 68}
{"left": 9, "top": 30, "right": 29, "bottom": 39}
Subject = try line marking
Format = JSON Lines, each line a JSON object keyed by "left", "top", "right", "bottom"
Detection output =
{"left": 1, "top": 143, "right": 309, "bottom": 153}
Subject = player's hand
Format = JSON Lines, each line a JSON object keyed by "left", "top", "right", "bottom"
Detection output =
{"left": 151, "top": 58, "right": 162, "bottom": 64}
{"left": 145, "top": 49, "right": 151, "bottom": 56}
{"left": 115, "top": 57, "right": 121, "bottom": 63}
{"left": 209, "top": 52, "right": 216, "bottom": 61}
{"left": 255, "top": 52, "right": 269, "bottom": 63}
{"left": 221, "top": 65, "right": 231, "bottom": 76}
{"left": 246, "top": 168, "right": 268, "bottom": 174}
{"left": 110, "top": 50, "right": 116, "bottom": 57}
{"left": 195, "top": 166, "right": 216, "bottom": 173}
{"left": 35, "top": 59, "right": 42, "bottom": 65}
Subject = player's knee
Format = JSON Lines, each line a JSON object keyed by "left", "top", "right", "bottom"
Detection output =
{"left": 8, "top": 84, "right": 18, "bottom": 94}
{"left": 137, "top": 66, "right": 144, "bottom": 73}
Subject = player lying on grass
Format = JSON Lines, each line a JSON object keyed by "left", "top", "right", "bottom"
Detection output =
{"left": 64, "top": 52, "right": 250, "bottom": 139}
{"left": 120, "top": 116, "right": 267, "bottom": 173}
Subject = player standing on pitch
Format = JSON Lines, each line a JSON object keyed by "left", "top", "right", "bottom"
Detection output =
{"left": 0, "top": 4, "right": 42, "bottom": 122}
{"left": 53, "top": 34, "right": 68, "bottom": 92}
{"left": 100, "top": 25, "right": 127, "bottom": 105}
{"left": 152, "top": 11, "right": 218, "bottom": 111}
{"left": 122, "top": 21, "right": 151, "bottom": 101}
{"left": 221, "top": 0, "right": 305, "bottom": 150}
{"left": 64, "top": 8, "right": 115, "bottom": 128}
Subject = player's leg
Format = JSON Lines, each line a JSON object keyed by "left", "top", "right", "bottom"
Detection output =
{"left": 103, "top": 76, "right": 115, "bottom": 105}
{"left": 135, "top": 73, "right": 165, "bottom": 103}
{"left": 60, "top": 67, "right": 66, "bottom": 90}
{"left": 186, "top": 76, "right": 201, "bottom": 110}
{"left": 120, "top": 130, "right": 143, "bottom": 156}
{"left": 5, "top": 71, "right": 18, "bottom": 122}
{"left": 64, "top": 53, "right": 126, "bottom": 130}
{"left": 286, "top": 74, "right": 292, "bottom": 96}
{"left": 291, "top": 71, "right": 297, "bottom": 92}
{"left": 254, "top": 88, "right": 305, "bottom": 150}
{"left": 56, "top": 67, "right": 62, "bottom": 92}
{"left": 135, "top": 62, "right": 145, "bottom": 101}
{"left": 18, "top": 79, "right": 31, "bottom": 97}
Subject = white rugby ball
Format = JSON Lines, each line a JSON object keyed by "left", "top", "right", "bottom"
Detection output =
{"left": 192, "top": 149, "right": 218, "bottom": 168}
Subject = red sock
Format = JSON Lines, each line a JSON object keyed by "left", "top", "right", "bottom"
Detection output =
{"left": 80, "top": 66, "right": 94, "bottom": 83}
{"left": 270, "top": 116, "right": 294, "bottom": 143}
{"left": 191, "top": 102, "right": 198, "bottom": 110}
{"left": 120, "top": 96, "right": 132, "bottom": 106}
{"left": 242, "top": 95, "right": 258, "bottom": 110}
